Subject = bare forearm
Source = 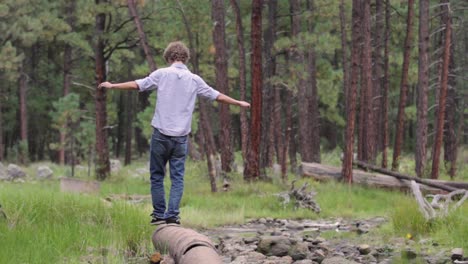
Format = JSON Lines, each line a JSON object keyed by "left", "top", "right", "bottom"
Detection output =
{"left": 98, "top": 81, "right": 139, "bottom": 90}
{"left": 216, "top": 93, "right": 250, "bottom": 108}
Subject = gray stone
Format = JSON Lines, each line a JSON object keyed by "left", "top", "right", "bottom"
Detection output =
{"left": 110, "top": 159, "right": 122, "bottom": 172}
{"left": 289, "top": 242, "right": 310, "bottom": 261}
{"left": 37, "top": 166, "right": 53, "bottom": 179}
{"left": 286, "top": 222, "right": 305, "bottom": 230}
{"left": 401, "top": 247, "right": 418, "bottom": 259}
{"left": 322, "top": 256, "right": 359, "bottom": 264}
{"left": 451, "top": 248, "right": 464, "bottom": 261}
{"left": 243, "top": 236, "right": 259, "bottom": 244}
{"left": 309, "top": 249, "right": 326, "bottom": 263}
{"left": 0, "top": 162, "right": 7, "bottom": 180}
{"left": 358, "top": 244, "right": 371, "bottom": 255}
{"left": 293, "top": 260, "right": 314, "bottom": 264}
{"left": 257, "top": 236, "right": 292, "bottom": 257}
{"left": 7, "top": 164, "right": 26, "bottom": 180}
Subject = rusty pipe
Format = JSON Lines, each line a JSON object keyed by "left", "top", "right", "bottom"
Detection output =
{"left": 152, "top": 224, "right": 222, "bottom": 264}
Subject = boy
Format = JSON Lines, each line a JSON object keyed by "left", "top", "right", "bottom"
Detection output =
{"left": 98, "top": 41, "right": 250, "bottom": 224}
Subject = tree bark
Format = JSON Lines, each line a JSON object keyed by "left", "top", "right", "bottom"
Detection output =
{"left": 381, "top": 0, "right": 391, "bottom": 169}
{"left": 212, "top": 0, "right": 233, "bottom": 174}
{"left": 339, "top": 0, "right": 349, "bottom": 115}
{"left": 392, "top": 0, "right": 415, "bottom": 171}
{"left": 229, "top": 0, "right": 249, "bottom": 162}
{"left": 124, "top": 92, "right": 134, "bottom": 165}
{"left": 18, "top": 62, "right": 28, "bottom": 164}
{"left": 244, "top": 0, "right": 263, "bottom": 181}
{"left": 415, "top": 0, "right": 430, "bottom": 177}
{"left": 373, "top": 0, "right": 384, "bottom": 155}
{"left": 60, "top": 0, "right": 76, "bottom": 165}
{"left": 341, "top": 0, "right": 361, "bottom": 183}
{"left": 127, "top": 0, "right": 157, "bottom": 72}
{"left": 358, "top": 0, "right": 374, "bottom": 163}
{"left": 431, "top": 1, "right": 451, "bottom": 180}
{"left": 95, "top": 0, "right": 110, "bottom": 181}
{"left": 261, "top": 0, "right": 277, "bottom": 169}
{"left": 443, "top": 7, "right": 457, "bottom": 178}
{"left": 307, "top": 0, "right": 320, "bottom": 163}
{"left": 289, "top": 0, "right": 313, "bottom": 163}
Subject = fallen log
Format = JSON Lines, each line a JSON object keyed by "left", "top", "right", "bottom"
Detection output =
{"left": 353, "top": 160, "right": 459, "bottom": 192}
{"left": 152, "top": 224, "right": 222, "bottom": 264}
{"left": 301, "top": 162, "right": 444, "bottom": 193}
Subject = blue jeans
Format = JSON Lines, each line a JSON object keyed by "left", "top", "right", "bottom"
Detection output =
{"left": 150, "top": 128, "right": 188, "bottom": 220}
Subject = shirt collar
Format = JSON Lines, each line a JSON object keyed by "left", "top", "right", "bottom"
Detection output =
{"left": 171, "top": 62, "right": 188, "bottom": 70}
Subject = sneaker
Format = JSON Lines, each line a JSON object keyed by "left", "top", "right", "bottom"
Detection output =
{"left": 165, "top": 217, "right": 181, "bottom": 225}
{"left": 150, "top": 215, "right": 166, "bottom": 225}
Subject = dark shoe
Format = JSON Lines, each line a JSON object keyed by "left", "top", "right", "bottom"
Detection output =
{"left": 165, "top": 217, "right": 181, "bottom": 225}
{"left": 150, "top": 216, "right": 166, "bottom": 225}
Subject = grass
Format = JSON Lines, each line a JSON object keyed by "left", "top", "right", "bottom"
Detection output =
{"left": 0, "top": 149, "right": 466, "bottom": 263}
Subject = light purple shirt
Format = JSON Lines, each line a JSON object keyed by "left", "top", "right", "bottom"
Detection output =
{"left": 135, "top": 63, "right": 220, "bottom": 136}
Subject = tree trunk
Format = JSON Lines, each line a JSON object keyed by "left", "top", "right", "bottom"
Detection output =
{"left": 176, "top": 0, "right": 218, "bottom": 192}
{"left": 282, "top": 89, "right": 293, "bottom": 181}
{"left": 261, "top": 0, "right": 277, "bottom": 169}
{"left": 307, "top": 0, "right": 320, "bottom": 163}
{"left": 116, "top": 92, "right": 125, "bottom": 158}
{"left": 339, "top": 0, "right": 349, "bottom": 111}
{"left": 341, "top": 0, "right": 361, "bottom": 183}
{"left": 127, "top": 0, "right": 154, "bottom": 114}
{"left": 229, "top": 0, "right": 249, "bottom": 162}
{"left": 125, "top": 92, "right": 134, "bottom": 165}
{"left": 443, "top": 6, "right": 457, "bottom": 178}
{"left": 373, "top": 0, "right": 384, "bottom": 155}
{"left": 212, "top": 0, "right": 232, "bottom": 174}
{"left": 392, "top": 0, "right": 414, "bottom": 171}
{"left": 0, "top": 87, "right": 3, "bottom": 161}
{"left": 244, "top": 0, "right": 263, "bottom": 181}
{"left": 415, "top": 0, "right": 430, "bottom": 177}
{"left": 95, "top": 0, "right": 110, "bottom": 181}
{"left": 127, "top": 0, "right": 157, "bottom": 72}
{"left": 431, "top": 1, "right": 451, "bottom": 180}
{"left": 381, "top": 0, "right": 391, "bottom": 169}
{"left": 358, "top": 0, "right": 374, "bottom": 163}
{"left": 289, "top": 0, "right": 313, "bottom": 163}
{"left": 18, "top": 63, "right": 28, "bottom": 164}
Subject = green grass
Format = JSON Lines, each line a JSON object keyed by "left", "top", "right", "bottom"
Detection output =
{"left": 0, "top": 149, "right": 466, "bottom": 262}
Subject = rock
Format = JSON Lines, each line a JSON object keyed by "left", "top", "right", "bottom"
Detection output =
{"left": 401, "top": 247, "right": 418, "bottom": 259}
{"left": 289, "top": 242, "right": 310, "bottom": 261}
{"left": 311, "top": 237, "right": 326, "bottom": 245}
{"left": 451, "top": 248, "right": 464, "bottom": 261}
{"left": 0, "top": 162, "right": 7, "bottom": 180}
{"left": 358, "top": 244, "right": 371, "bottom": 255}
{"left": 322, "top": 256, "right": 359, "bottom": 264}
{"left": 110, "top": 159, "right": 122, "bottom": 172}
{"left": 292, "top": 260, "right": 314, "bottom": 264}
{"left": 243, "top": 236, "right": 259, "bottom": 244}
{"left": 286, "top": 222, "right": 305, "bottom": 230}
{"left": 7, "top": 164, "right": 26, "bottom": 180}
{"left": 257, "top": 236, "right": 292, "bottom": 257}
{"left": 37, "top": 166, "right": 53, "bottom": 179}
{"left": 309, "top": 249, "right": 326, "bottom": 263}
{"left": 259, "top": 218, "right": 267, "bottom": 224}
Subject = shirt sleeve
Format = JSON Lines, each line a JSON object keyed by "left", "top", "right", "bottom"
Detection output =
{"left": 194, "top": 75, "right": 220, "bottom": 101}
{"left": 135, "top": 70, "right": 162, "bottom": 92}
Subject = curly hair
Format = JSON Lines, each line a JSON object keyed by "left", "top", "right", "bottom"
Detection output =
{"left": 163, "top": 41, "right": 190, "bottom": 63}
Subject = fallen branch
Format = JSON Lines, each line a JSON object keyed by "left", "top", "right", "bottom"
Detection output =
{"left": 353, "top": 160, "right": 458, "bottom": 192}
{"left": 276, "top": 180, "right": 321, "bottom": 214}
{"left": 410, "top": 180, "right": 468, "bottom": 220}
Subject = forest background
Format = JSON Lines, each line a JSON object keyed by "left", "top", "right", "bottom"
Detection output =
{"left": 0, "top": 0, "right": 466, "bottom": 184}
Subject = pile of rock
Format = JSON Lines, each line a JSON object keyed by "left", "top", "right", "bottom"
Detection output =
{"left": 203, "top": 218, "right": 459, "bottom": 264}
{"left": 0, "top": 162, "right": 54, "bottom": 182}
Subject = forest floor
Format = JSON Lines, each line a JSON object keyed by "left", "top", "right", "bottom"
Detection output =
{"left": 0, "top": 150, "right": 467, "bottom": 263}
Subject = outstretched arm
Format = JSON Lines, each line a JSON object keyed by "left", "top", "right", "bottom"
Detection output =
{"left": 98, "top": 81, "right": 139, "bottom": 90}
{"left": 216, "top": 93, "right": 250, "bottom": 108}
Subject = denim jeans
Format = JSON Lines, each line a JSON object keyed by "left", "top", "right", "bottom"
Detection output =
{"left": 150, "top": 128, "right": 188, "bottom": 220}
